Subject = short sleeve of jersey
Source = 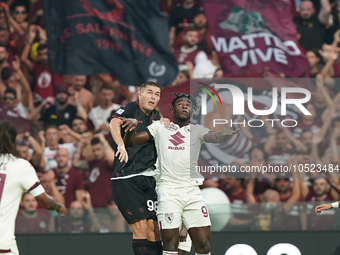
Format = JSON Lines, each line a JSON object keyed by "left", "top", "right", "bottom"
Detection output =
{"left": 198, "top": 125, "right": 211, "bottom": 144}
{"left": 109, "top": 101, "right": 137, "bottom": 120}
{"left": 146, "top": 121, "right": 162, "bottom": 139}
{"left": 19, "top": 159, "right": 45, "bottom": 197}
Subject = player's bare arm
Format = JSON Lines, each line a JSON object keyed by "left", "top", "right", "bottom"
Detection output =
{"left": 109, "top": 117, "right": 129, "bottom": 163}
{"left": 121, "top": 117, "right": 169, "bottom": 147}
{"left": 34, "top": 189, "right": 68, "bottom": 216}
{"left": 315, "top": 202, "right": 338, "bottom": 213}
{"left": 203, "top": 128, "right": 240, "bottom": 143}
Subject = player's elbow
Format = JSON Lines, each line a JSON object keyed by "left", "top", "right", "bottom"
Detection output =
{"left": 110, "top": 118, "right": 121, "bottom": 128}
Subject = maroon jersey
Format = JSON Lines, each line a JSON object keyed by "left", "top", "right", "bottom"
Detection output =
{"left": 173, "top": 45, "right": 203, "bottom": 66}
{"left": 53, "top": 167, "right": 84, "bottom": 208}
{"left": 86, "top": 159, "right": 112, "bottom": 208}
{"left": 15, "top": 210, "right": 51, "bottom": 233}
{"left": 33, "top": 62, "right": 63, "bottom": 100}
{"left": 217, "top": 183, "right": 247, "bottom": 203}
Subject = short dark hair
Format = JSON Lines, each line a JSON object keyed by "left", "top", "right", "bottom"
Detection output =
{"left": 179, "top": 70, "right": 190, "bottom": 79}
{"left": 90, "top": 137, "right": 101, "bottom": 146}
{"left": 1, "top": 67, "right": 13, "bottom": 81}
{"left": 4, "top": 87, "right": 16, "bottom": 98}
{"left": 171, "top": 93, "right": 197, "bottom": 111}
{"left": 100, "top": 83, "right": 114, "bottom": 92}
{"left": 184, "top": 27, "right": 199, "bottom": 34}
{"left": 140, "top": 81, "right": 160, "bottom": 93}
{"left": 72, "top": 116, "right": 86, "bottom": 124}
{"left": 45, "top": 125, "right": 58, "bottom": 132}
{"left": 37, "top": 43, "right": 48, "bottom": 52}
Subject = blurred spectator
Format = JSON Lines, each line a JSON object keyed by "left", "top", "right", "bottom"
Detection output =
{"left": 168, "top": 0, "right": 200, "bottom": 47}
{"left": 28, "top": 0, "right": 44, "bottom": 26}
{"left": 301, "top": 177, "right": 338, "bottom": 230}
{"left": 325, "top": 0, "right": 339, "bottom": 44}
{"left": 74, "top": 134, "right": 114, "bottom": 208}
{"left": 53, "top": 148, "right": 84, "bottom": 208}
{"left": 42, "top": 125, "right": 75, "bottom": 171}
{"left": 273, "top": 171, "right": 302, "bottom": 230}
{"left": 171, "top": 70, "right": 190, "bottom": 86}
{"left": 0, "top": 57, "right": 34, "bottom": 113}
{"left": 294, "top": 0, "right": 331, "bottom": 51}
{"left": 15, "top": 192, "right": 53, "bottom": 233}
{"left": 38, "top": 170, "right": 65, "bottom": 205}
{"left": 67, "top": 75, "right": 93, "bottom": 113}
{"left": 72, "top": 116, "right": 88, "bottom": 134}
{"left": 213, "top": 175, "right": 254, "bottom": 230}
{"left": 213, "top": 68, "right": 224, "bottom": 79}
{"left": 299, "top": 129, "right": 314, "bottom": 153}
{"left": 12, "top": 4, "right": 28, "bottom": 30}
{"left": 60, "top": 193, "right": 101, "bottom": 233}
{"left": 172, "top": 7, "right": 214, "bottom": 56}
{"left": 173, "top": 27, "right": 208, "bottom": 73}
{"left": 1, "top": 87, "right": 28, "bottom": 118}
{"left": 265, "top": 129, "right": 307, "bottom": 165}
{"left": 88, "top": 84, "right": 120, "bottom": 134}
{"left": 32, "top": 83, "right": 87, "bottom": 127}
{"left": 16, "top": 131, "right": 44, "bottom": 172}
{"left": 101, "top": 196, "right": 126, "bottom": 233}
{"left": 306, "top": 49, "right": 324, "bottom": 77}
{"left": 21, "top": 26, "right": 63, "bottom": 103}
{"left": 0, "top": 44, "right": 9, "bottom": 71}
{"left": 293, "top": 103, "right": 322, "bottom": 137}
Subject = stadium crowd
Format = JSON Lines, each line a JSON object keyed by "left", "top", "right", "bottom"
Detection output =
{"left": 1, "top": 0, "right": 340, "bottom": 233}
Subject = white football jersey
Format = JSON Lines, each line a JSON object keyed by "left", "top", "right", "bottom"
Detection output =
{"left": 0, "top": 154, "right": 44, "bottom": 250}
{"left": 147, "top": 121, "right": 210, "bottom": 187}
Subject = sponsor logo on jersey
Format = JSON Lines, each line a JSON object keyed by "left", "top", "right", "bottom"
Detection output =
{"left": 169, "top": 131, "right": 185, "bottom": 146}
{"left": 116, "top": 109, "right": 125, "bottom": 115}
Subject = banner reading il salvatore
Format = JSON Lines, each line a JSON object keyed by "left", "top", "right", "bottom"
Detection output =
{"left": 202, "top": 0, "right": 309, "bottom": 78}
{"left": 42, "top": 0, "right": 178, "bottom": 87}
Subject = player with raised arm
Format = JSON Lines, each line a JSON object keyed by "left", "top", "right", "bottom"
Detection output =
{"left": 0, "top": 120, "right": 67, "bottom": 255}
{"left": 109, "top": 82, "right": 164, "bottom": 255}
{"left": 121, "top": 93, "right": 239, "bottom": 255}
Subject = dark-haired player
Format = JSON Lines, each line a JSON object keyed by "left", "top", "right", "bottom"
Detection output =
{"left": 109, "top": 82, "right": 163, "bottom": 255}
{"left": 0, "top": 120, "right": 67, "bottom": 254}
{"left": 122, "top": 93, "right": 239, "bottom": 255}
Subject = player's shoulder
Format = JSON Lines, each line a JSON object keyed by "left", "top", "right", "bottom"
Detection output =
{"left": 6, "top": 156, "right": 33, "bottom": 170}
{"left": 190, "top": 124, "right": 211, "bottom": 133}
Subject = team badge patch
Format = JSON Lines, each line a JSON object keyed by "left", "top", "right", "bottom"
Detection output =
{"left": 116, "top": 109, "right": 125, "bottom": 115}
{"left": 165, "top": 213, "right": 174, "bottom": 224}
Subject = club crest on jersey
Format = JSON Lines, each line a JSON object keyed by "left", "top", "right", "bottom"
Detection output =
{"left": 116, "top": 109, "right": 125, "bottom": 115}
{"left": 165, "top": 213, "right": 174, "bottom": 224}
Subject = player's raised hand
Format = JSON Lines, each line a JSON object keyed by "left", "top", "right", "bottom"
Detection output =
{"left": 223, "top": 128, "right": 240, "bottom": 137}
{"left": 116, "top": 143, "right": 128, "bottom": 163}
{"left": 159, "top": 117, "right": 170, "bottom": 126}
{"left": 120, "top": 118, "right": 138, "bottom": 132}
{"left": 315, "top": 203, "right": 332, "bottom": 214}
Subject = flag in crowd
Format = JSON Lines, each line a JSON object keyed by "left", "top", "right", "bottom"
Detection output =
{"left": 202, "top": 0, "right": 310, "bottom": 78}
{"left": 42, "top": 0, "right": 178, "bottom": 87}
